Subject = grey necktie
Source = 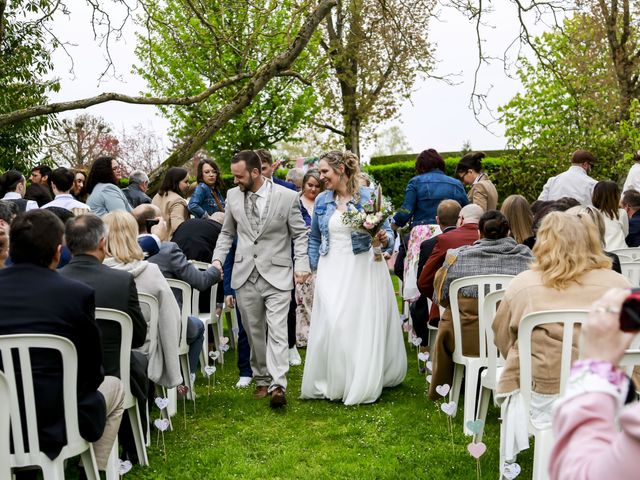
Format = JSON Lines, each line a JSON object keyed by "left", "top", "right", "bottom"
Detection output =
{"left": 249, "top": 193, "right": 260, "bottom": 232}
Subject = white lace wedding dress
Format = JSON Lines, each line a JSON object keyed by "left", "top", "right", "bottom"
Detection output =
{"left": 301, "top": 210, "right": 407, "bottom": 405}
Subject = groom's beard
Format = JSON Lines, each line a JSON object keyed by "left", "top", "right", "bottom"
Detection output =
{"left": 237, "top": 177, "right": 255, "bottom": 192}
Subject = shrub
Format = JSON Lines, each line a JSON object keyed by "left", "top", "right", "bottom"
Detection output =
{"left": 369, "top": 149, "right": 514, "bottom": 166}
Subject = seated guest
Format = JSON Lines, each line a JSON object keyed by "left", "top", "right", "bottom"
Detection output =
{"left": 592, "top": 180, "right": 628, "bottom": 250}
{"left": 417, "top": 203, "right": 483, "bottom": 324}
{"left": 429, "top": 210, "right": 533, "bottom": 399}
{"left": 60, "top": 214, "right": 149, "bottom": 462}
{"left": 133, "top": 204, "right": 221, "bottom": 380}
{"left": 0, "top": 200, "right": 17, "bottom": 234}
{"left": 42, "top": 167, "right": 91, "bottom": 213}
{"left": 0, "top": 229, "right": 7, "bottom": 268}
{"left": 550, "top": 288, "right": 639, "bottom": 480}
{"left": 0, "top": 210, "right": 124, "bottom": 472}
{"left": 409, "top": 199, "right": 462, "bottom": 348}
{"left": 500, "top": 194, "right": 534, "bottom": 245}
{"left": 86, "top": 156, "right": 132, "bottom": 216}
{"left": 286, "top": 167, "right": 305, "bottom": 191}
{"left": 103, "top": 211, "right": 183, "bottom": 388}
{"left": 187, "top": 158, "right": 225, "bottom": 219}
{"left": 0, "top": 170, "right": 38, "bottom": 212}
{"left": 492, "top": 211, "right": 631, "bottom": 463}
{"left": 123, "top": 170, "right": 152, "bottom": 208}
{"left": 151, "top": 167, "right": 190, "bottom": 237}
{"left": 45, "top": 207, "right": 75, "bottom": 269}
{"left": 621, "top": 189, "right": 640, "bottom": 247}
{"left": 25, "top": 164, "right": 53, "bottom": 206}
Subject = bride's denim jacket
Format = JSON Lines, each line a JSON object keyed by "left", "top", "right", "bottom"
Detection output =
{"left": 308, "top": 186, "right": 395, "bottom": 271}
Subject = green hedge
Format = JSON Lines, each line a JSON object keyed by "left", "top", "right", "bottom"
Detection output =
{"left": 369, "top": 150, "right": 514, "bottom": 166}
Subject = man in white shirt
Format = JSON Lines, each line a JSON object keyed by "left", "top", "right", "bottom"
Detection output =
{"left": 538, "top": 149, "right": 598, "bottom": 205}
{"left": 42, "top": 167, "right": 91, "bottom": 213}
{"left": 623, "top": 150, "right": 640, "bottom": 193}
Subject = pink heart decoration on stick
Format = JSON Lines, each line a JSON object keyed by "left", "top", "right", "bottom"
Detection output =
{"left": 220, "top": 336, "right": 229, "bottom": 345}
{"left": 467, "top": 442, "right": 487, "bottom": 459}
{"left": 402, "top": 322, "right": 411, "bottom": 333}
{"left": 441, "top": 401, "right": 456, "bottom": 416}
{"left": 435, "top": 383, "right": 450, "bottom": 397}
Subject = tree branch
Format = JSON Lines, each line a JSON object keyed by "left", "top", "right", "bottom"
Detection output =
{"left": 312, "top": 120, "right": 346, "bottom": 136}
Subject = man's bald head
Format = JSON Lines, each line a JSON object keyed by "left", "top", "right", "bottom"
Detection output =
{"left": 132, "top": 204, "right": 162, "bottom": 234}
{"left": 459, "top": 204, "right": 484, "bottom": 225}
{"left": 436, "top": 199, "right": 462, "bottom": 228}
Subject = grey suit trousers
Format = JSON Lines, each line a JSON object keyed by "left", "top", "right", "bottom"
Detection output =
{"left": 235, "top": 274, "right": 290, "bottom": 391}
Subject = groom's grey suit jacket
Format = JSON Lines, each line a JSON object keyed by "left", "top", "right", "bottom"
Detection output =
{"left": 212, "top": 182, "right": 310, "bottom": 291}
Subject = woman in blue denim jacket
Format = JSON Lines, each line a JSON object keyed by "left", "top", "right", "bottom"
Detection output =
{"left": 392, "top": 148, "right": 468, "bottom": 301}
{"left": 301, "top": 150, "right": 407, "bottom": 405}
{"left": 188, "top": 158, "right": 226, "bottom": 218}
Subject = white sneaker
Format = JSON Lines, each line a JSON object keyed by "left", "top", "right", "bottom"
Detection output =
{"left": 235, "top": 376, "right": 253, "bottom": 388}
{"left": 289, "top": 346, "right": 302, "bottom": 366}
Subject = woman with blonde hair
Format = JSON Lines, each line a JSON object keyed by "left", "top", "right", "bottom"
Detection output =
{"left": 102, "top": 211, "right": 182, "bottom": 388}
{"left": 302, "top": 150, "right": 406, "bottom": 405}
{"left": 492, "top": 211, "right": 631, "bottom": 464}
{"left": 500, "top": 194, "right": 534, "bottom": 245}
{"left": 568, "top": 205, "right": 623, "bottom": 273}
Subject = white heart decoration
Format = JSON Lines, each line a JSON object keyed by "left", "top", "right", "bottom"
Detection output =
{"left": 435, "top": 383, "right": 450, "bottom": 397}
{"left": 220, "top": 344, "right": 230, "bottom": 352}
{"left": 204, "top": 365, "right": 216, "bottom": 377}
{"left": 410, "top": 336, "right": 422, "bottom": 346}
{"left": 502, "top": 463, "right": 522, "bottom": 479}
{"left": 220, "top": 336, "right": 229, "bottom": 345}
{"left": 440, "top": 401, "right": 457, "bottom": 416}
{"left": 154, "top": 418, "right": 170, "bottom": 432}
{"left": 232, "top": 327, "right": 240, "bottom": 334}
{"left": 426, "top": 374, "right": 432, "bottom": 383}
{"left": 154, "top": 397, "right": 169, "bottom": 410}
{"left": 118, "top": 459, "right": 133, "bottom": 475}
{"left": 209, "top": 350, "right": 220, "bottom": 360}
{"left": 426, "top": 361, "right": 433, "bottom": 371}
{"left": 417, "top": 352, "right": 429, "bottom": 362}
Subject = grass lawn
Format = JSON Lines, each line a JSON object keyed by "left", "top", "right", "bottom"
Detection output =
{"left": 127, "top": 342, "right": 534, "bottom": 479}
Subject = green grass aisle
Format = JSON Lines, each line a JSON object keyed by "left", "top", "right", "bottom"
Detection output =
{"left": 128, "top": 343, "right": 534, "bottom": 479}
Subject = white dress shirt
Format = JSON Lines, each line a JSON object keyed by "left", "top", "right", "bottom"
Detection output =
{"left": 2, "top": 192, "right": 38, "bottom": 211}
{"left": 42, "top": 194, "right": 90, "bottom": 212}
{"left": 251, "top": 178, "right": 272, "bottom": 217}
{"left": 623, "top": 163, "right": 640, "bottom": 193}
{"left": 537, "top": 165, "right": 598, "bottom": 205}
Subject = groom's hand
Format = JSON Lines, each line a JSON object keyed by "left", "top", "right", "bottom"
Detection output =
{"left": 212, "top": 260, "right": 223, "bottom": 277}
{"left": 295, "top": 272, "right": 311, "bottom": 284}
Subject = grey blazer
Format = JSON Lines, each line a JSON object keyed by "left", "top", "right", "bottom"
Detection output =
{"left": 212, "top": 182, "right": 310, "bottom": 291}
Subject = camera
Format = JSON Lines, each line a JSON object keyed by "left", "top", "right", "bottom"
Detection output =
{"left": 620, "top": 288, "right": 640, "bottom": 332}
{"left": 145, "top": 218, "right": 160, "bottom": 231}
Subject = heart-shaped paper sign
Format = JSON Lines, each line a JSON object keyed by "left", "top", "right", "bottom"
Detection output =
{"left": 154, "top": 418, "right": 170, "bottom": 432}
{"left": 466, "top": 419, "right": 485, "bottom": 434}
{"left": 440, "top": 401, "right": 457, "bottom": 416}
{"left": 410, "top": 336, "right": 422, "bottom": 346}
{"left": 426, "top": 374, "right": 432, "bottom": 383}
{"left": 417, "top": 352, "right": 429, "bottom": 362}
{"left": 220, "top": 336, "right": 229, "bottom": 345}
{"left": 402, "top": 322, "right": 411, "bottom": 333}
{"left": 209, "top": 350, "right": 220, "bottom": 361}
{"left": 435, "top": 383, "right": 450, "bottom": 397}
{"left": 467, "top": 441, "right": 487, "bottom": 459}
{"left": 154, "top": 397, "right": 169, "bottom": 410}
{"left": 118, "top": 460, "right": 132, "bottom": 475}
{"left": 232, "top": 327, "right": 240, "bottom": 335}
{"left": 426, "top": 361, "right": 433, "bottom": 371}
{"left": 177, "top": 384, "right": 189, "bottom": 396}
{"left": 502, "top": 463, "right": 522, "bottom": 479}
{"left": 204, "top": 365, "right": 216, "bottom": 377}
{"left": 220, "top": 344, "right": 230, "bottom": 352}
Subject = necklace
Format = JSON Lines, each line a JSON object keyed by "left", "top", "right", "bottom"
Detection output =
{"left": 335, "top": 193, "right": 352, "bottom": 206}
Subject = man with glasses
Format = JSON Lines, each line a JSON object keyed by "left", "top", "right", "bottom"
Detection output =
{"left": 538, "top": 149, "right": 598, "bottom": 205}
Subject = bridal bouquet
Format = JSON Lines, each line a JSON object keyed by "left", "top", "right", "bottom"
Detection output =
{"left": 342, "top": 184, "right": 393, "bottom": 261}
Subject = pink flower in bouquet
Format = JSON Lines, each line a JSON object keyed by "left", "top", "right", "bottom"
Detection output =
{"left": 363, "top": 220, "right": 375, "bottom": 230}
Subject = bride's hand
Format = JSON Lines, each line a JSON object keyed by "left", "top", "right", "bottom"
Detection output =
{"left": 374, "top": 230, "right": 389, "bottom": 248}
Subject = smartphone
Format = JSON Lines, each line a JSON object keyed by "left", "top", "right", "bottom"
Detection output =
{"left": 146, "top": 219, "right": 160, "bottom": 231}
{"left": 620, "top": 288, "right": 640, "bottom": 332}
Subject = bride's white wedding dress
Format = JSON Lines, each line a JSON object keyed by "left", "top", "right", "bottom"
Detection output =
{"left": 301, "top": 211, "right": 407, "bottom": 405}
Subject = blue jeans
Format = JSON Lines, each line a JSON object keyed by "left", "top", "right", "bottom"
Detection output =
{"left": 187, "top": 316, "right": 205, "bottom": 374}
{"left": 236, "top": 307, "right": 252, "bottom": 378}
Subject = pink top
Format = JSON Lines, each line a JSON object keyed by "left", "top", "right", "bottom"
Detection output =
{"left": 550, "top": 392, "right": 640, "bottom": 479}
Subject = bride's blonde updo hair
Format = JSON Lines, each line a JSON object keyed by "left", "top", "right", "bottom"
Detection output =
{"left": 319, "top": 150, "right": 361, "bottom": 197}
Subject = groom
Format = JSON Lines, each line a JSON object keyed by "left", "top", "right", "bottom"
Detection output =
{"left": 212, "top": 150, "right": 310, "bottom": 408}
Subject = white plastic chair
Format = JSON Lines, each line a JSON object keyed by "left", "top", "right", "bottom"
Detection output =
{"left": 190, "top": 260, "right": 223, "bottom": 365}
{"left": 95, "top": 308, "right": 149, "bottom": 466}
{"left": 620, "top": 261, "right": 640, "bottom": 287}
{"left": 0, "top": 334, "right": 100, "bottom": 479}
{"left": 137, "top": 293, "right": 176, "bottom": 426}
{"left": 0, "top": 371, "right": 11, "bottom": 480}
{"left": 474, "top": 289, "right": 506, "bottom": 442}
{"left": 518, "top": 309, "right": 589, "bottom": 480}
{"left": 165, "top": 278, "right": 196, "bottom": 402}
{"left": 611, "top": 247, "right": 640, "bottom": 260}
{"left": 448, "top": 274, "right": 514, "bottom": 436}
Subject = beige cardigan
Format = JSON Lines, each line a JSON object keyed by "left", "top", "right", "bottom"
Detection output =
{"left": 493, "top": 268, "right": 631, "bottom": 395}
{"left": 468, "top": 176, "right": 498, "bottom": 211}
{"left": 152, "top": 191, "right": 189, "bottom": 236}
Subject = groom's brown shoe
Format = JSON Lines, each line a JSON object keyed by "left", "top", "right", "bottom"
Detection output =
{"left": 270, "top": 387, "right": 287, "bottom": 408}
{"left": 253, "top": 386, "right": 269, "bottom": 399}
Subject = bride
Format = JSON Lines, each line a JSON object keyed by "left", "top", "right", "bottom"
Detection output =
{"left": 301, "top": 150, "right": 407, "bottom": 405}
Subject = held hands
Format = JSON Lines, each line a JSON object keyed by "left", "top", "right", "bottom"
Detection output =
{"left": 225, "top": 295, "right": 235, "bottom": 309}
{"left": 212, "top": 260, "right": 224, "bottom": 280}
{"left": 374, "top": 229, "right": 389, "bottom": 248}
{"left": 582, "top": 288, "right": 635, "bottom": 364}
{"left": 295, "top": 272, "right": 311, "bottom": 284}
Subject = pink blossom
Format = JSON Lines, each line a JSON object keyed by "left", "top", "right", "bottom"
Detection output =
{"left": 363, "top": 220, "right": 375, "bottom": 230}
